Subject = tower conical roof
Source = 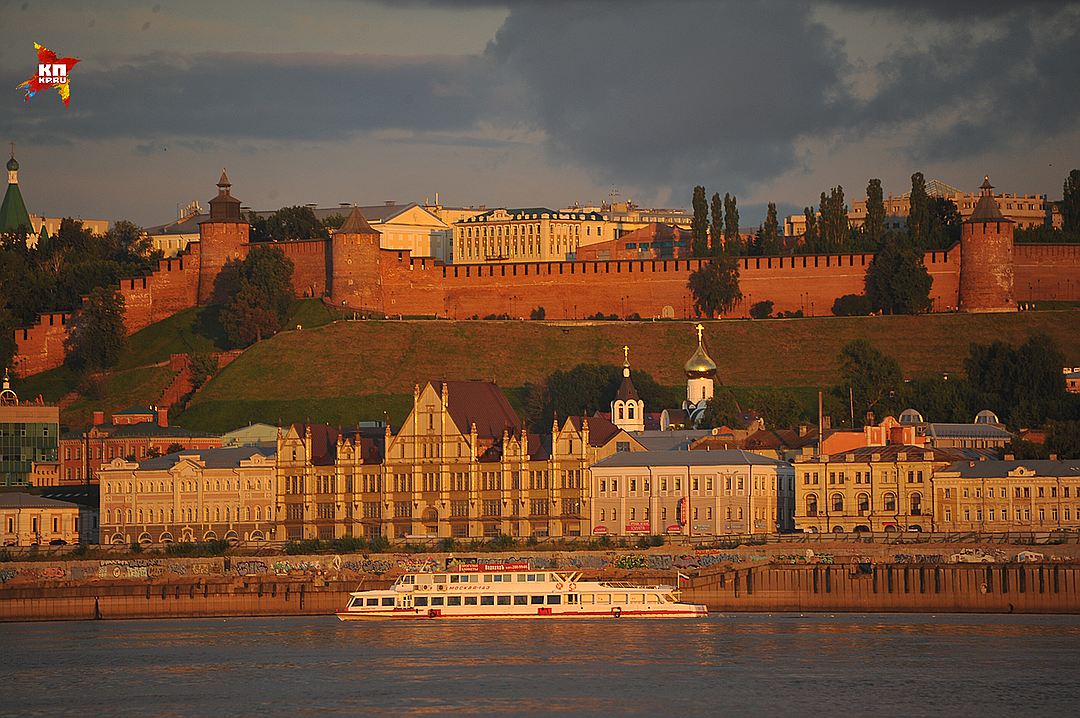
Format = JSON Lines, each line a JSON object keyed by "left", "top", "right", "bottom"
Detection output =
{"left": 0, "top": 182, "right": 31, "bottom": 234}
{"left": 966, "top": 175, "right": 1010, "bottom": 224}
{"left": 336, "top": 206, "right": 377, "bottom": 235}
{"left": 685, "top": 324, "right": 717, "bottom": 376}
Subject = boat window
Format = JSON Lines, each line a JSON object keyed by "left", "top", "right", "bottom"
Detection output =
{"left": 568, "top": 595, "right": 578, "bottom": 604}
{"left": 483, "top": 575, "right": 493, "bottom": 582}
{"left": 431, "top": 597, "right": 445, "bottom": 606}
{"left": 433, "top": 575, "right": 447, "bottom": 584}
{"left": 514, "top": 595, "right": 528, "bottom": 605}
{"left": 616, "top": 594, "right": 628, "bottom": 604}
{"left": 530, "top": 595, "right": 545, "bottom": 605}
{"left": 464, "top": 596, "right": 479, "bottom": 605}
{"left": 448, "top": 596, "right": 462, "bottom": 606}
{"left": 348, "top": 597, "right": 359, "bottom": 608}
{"left": 381, "top": 597, "right": 395, "bottom": 606}
{"left": 415, "top": 596, "right": 429, "bottom": 607}
{"left": 497, "top": 595, "right": 511, "bottom": 606}
{"left": 517, "top": 574, "right": 527, "bottom": 582}
{"left": 546, "top": 595, "right": 562, "bottom": 605}
{"left": 596, "top": 594, "right": 611, "bottom": 604}
{"left": 581, "top": 594, "right": 595, "bottom": 604}
{"left": 449, "top": 575, "right": 461, "bottom": 583}
{"left": 469, "top": 575, "right": 480, "bottom": 583}
{"left": 366, "top": 598, "right": 379, "bottom": 606}
{"left": 481, "top": 595, "right": 495, "bottom": 605}
{"left": 630, "top": 594, "right": 644, "bottom": 604}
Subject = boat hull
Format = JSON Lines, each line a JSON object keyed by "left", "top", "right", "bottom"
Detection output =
{"left": 337, "top": 606, "right": 708, "bottom": 621}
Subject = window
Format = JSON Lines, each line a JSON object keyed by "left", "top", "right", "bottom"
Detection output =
{"left": 514, "top": 595, "right": 528, "bottom": 605}
{"left": 546, "top": 595, "right": 562, "bottom": 605}
{"left": 415, "top": 596, "right": 429, "bottom": 607}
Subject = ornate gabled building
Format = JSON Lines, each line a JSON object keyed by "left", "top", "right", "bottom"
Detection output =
{"left": 274, "top": 380, "right": 643, "bottom": 541}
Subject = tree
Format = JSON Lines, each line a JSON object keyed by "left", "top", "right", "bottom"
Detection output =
{"left": 220, "top": 246, "right": 295, "bottom": 348}
{"left": 64, "top": 287, "right": 126, "bottom": 372}
{"left": 907, "top": 172, "right": 931, "bottom": 249}
{"left": 691, "top": 186, "right": 709, "bottom": 257}
{"left": 864, "top": 179, "right": 886, "bottom": 249}
{"left": 835, "top": 338, "right": 902, "bottom": 426}
{"left": 864, "top": 235, "right": 932, "bottom": 314}
{"left": 927, "top": 197, "right": 962, "bottom": 249}
{"left": 831, "top": 293, "right": 872, "bottom": 316}
{"left": 749, "top": 300, "right": 773, "bottom": 319}
{"left": 965, "top": 334, "right": 1070, "bottom": 427}
{"left": 819, "top": 186, "right": 847, "bottom": 252}
{"left": 723, "top": 193, "right": 740, "bottom": 255}
{"left": 1063, "top": 170, "right": 1080, "bottom": 234}
{"left": 247, "top": 206, "right": 329, "bottom": 243}
{"left": 188, "top": 352, "right": 220, "bottom": 391}
{"left": 761, "top": 202, "right": 781, "bottom": 255}
{"left": 700, "top": 389, "right": 742, "bottom": 429}
{"left": 529, "top": 306, "right": 545, "bottom": 320}
{"left": 1047, "top": 420, "right": 1080, "bottom": 459}
{"left": 688, "top": 255, "right": 742, "bottom": 318}
{"left": 746, "top": 389, "right": 806, "bottom": 428}
{"left": 709, "top": 192, "right": 724, "bottom": 257}
{"left": 0, "top": 300, "right": 16, "bottom": 372}
{"left": 802, "top": 207, "right": 819, "bottom": 252}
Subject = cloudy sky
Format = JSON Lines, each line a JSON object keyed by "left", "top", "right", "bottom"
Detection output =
{"left": 2, "top": 0, "right": 1078, "bottom": 226}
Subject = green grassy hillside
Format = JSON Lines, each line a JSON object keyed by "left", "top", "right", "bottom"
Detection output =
{"left": 177, "top": 310, "right": 1080, "bottom": 431}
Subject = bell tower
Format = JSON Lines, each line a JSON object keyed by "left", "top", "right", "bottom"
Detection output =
{"left": 682, "top": 323, "right": 717, "bottom": 424}
{"left": 611, "top": 346, "right": 645, "bottom": 432}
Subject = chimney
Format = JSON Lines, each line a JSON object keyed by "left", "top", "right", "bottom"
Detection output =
{"left": 92, "top": 411, "right": 105, "bottom": 426}
{"left": 157, "top": 407, "right": 169, "bottom": 428}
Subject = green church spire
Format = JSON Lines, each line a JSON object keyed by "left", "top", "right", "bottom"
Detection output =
{"left": 0, "top": 143, "right": 33, "bottom": 234}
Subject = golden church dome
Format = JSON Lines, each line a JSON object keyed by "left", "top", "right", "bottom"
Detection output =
{"left": 684, "top": 324, "right": 717, "bottom": 376}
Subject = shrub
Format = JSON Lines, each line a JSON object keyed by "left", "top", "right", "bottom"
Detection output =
{"left": 832, "top": 293, "right": 872, "bottom": 316}
{"left": 525, "top": 535, "right": 539, "bottom": 546}
{"left": 529, "top": 306, "right": 546, "bottom": 320}
{"left": 749, "top": 300, "right": 774, "bottom": 319}
{"left": 331, "top": 536, "right": 367, "bottom": 554}
{"left": 130, "top": 540, "right": 143, "bottom": 554}
{"left": 284, "top": 539, "right": 321, "bottom": 555}
{"left": 437, "top": 537, "right": 456, "bottom": 552}
{"left": 164, "top": 540, "right": 229, "bottom": 557}
{"left": 369, "top": 535, "right": 391, "bottom": 553}
{"left": 489, "top": 533, "right": 516, "bottom": 550}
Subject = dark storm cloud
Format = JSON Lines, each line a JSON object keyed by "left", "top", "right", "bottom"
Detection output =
{"left": 485, "top": 0, "right": 853, "bottom": 192}
{"left": 0, "top": 51, "right": 508, "bottom": 142}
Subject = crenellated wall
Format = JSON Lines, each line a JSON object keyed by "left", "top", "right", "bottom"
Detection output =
{"left": 280, "top": 239, "right": 330, "bottom": 299}
{"left": 1014, "top": 243, "right": 1080, "bottom": 302}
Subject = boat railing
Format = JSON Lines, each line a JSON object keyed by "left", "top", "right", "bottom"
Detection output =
{"left": 596, "top": 581, "right": 672, "bottom": 590}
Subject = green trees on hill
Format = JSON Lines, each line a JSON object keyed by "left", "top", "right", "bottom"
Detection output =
{"left": 220, "top": 246, "right": 296, "bottom": 348}
{"left": 688, "top": 255, "right": 742, "bottom": 318}
{"left": 691, "top": 186, "right": 709, "bottom": 257}
{"left": 64, "top": 287, "right": 126, "bottom": 373}
{"left": 246, "top": 206, "right": 344, "bottom": 243}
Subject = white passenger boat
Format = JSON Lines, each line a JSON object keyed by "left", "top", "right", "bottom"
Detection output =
{"left": 336, "top": 562, "right": 707, "bottom": 620}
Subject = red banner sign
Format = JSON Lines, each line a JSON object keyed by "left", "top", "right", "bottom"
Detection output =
{"left": 592, "top": 526, "right": 609, "bottom": 535}
{"left": 458, "top": 562, "right": 530, "bottom": 573}
{"left": 625, "top": 521, "right": 651, "bottom": 533}
{"left": 666, "top": 524, "right": 682, "bottom": 534}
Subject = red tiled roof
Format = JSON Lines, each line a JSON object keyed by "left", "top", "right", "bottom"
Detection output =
{"left": 439, "top": 381, "right": 521, "bottom": 439}
{"left": 569, "top": 415, "right": 621, "bottom": 447}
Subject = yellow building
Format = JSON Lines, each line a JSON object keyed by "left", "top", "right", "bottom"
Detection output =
{"left": 793, "top": 445, "right": 965, "bottom": 533}
{"left": 98, "top": 446, "right": 277, "bottom": 545}
{"left": 590, "top": 449, "right": 795, "bottom": 537}
{"left": 276, "top": 381, "right": 641, "bottom": 541}
{"left": 933, "top": 459, "right": 1080, "bottom": 532}
{"left": 562, "top": 201, "right": 692, "bottom": 241}
{"left": 0, "top": 493, "right": 82, "bottom": 546}
{"left": 453, "top": 207, "right": 607, "bottom": 263}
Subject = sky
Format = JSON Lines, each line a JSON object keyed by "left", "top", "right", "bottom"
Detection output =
{"left": 2, "top": 0, "right": 1079, "bottom": 227}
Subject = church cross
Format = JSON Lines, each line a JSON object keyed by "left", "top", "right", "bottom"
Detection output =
{"left": 696, "top": 323, "right": 704, "bottom": 343}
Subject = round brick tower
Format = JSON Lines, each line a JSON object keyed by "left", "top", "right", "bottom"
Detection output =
{"left": 330, "top": 206, "right": 384, "bottom": 313}
{"left": 958, "top": 176, "right": 1015, "bottom": 312}
{"left": 197, "top": 169, "right": 250, "bottom": 305}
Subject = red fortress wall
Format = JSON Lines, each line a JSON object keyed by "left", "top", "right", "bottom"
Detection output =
{"left": 359, "top": 247, "right": 961, "bottom": 320}
{"left": 1014, "top": 244, "right": 1080, "bottom": 302}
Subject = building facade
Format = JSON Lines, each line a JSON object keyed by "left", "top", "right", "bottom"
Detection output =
{"left": 793, "top": 445, "right": 967, "bottom": 533}
{"left": 98, "top": 446, "right": 277, "bottom": 545}
{"left": 0, "top": 493, "right": 82, "bottom": 546}
{"left": 933, "top": 460, "right": 1080, "bottom": 532}
{"left": 590, "top": 449, "right": 795, "bottom": 537}
{"left": 452, "top": 208, "right": 607, "bottom": 263}
{"left": 0, "top": 370, "right": 59, "bottom": 487}
{"left": 58, "top": 406, "right": 221, "bottom": 485}
{"left": 276, "top": 381, "right": 642, "bottom": 542}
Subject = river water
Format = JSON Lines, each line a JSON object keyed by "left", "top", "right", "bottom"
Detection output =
{"left": 3, "top": 614, "right": 1079, "bottom": 716}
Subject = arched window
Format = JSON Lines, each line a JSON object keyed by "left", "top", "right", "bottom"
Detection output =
{"left": 628, "top": 405, "right": 635, "bottom": 419}
{"left": 831, "top": 494, "right": 844, "bottom": 512}
{"left": 245, "top": 507, "right": 251, "bottom": 521}
{"left": 126, "top": 509, "right": 132, "bottom": 523}
{"left": 137, "top": 509, "right": 142, "bottom": 523}
{"left": 600, "top": 509, "right": 606, "bottom": 521}
{"left": 857, "top": 493, "right": 870, "bottom": 514}
{"left": 883, "top": 493, "right": 896, "bottom": 512}
{"left": 256, "top": 506, "right": 262, "bottom": 521}
{"left": 910, "top": 493, "right": 922, "bottom": 516}
{"left": 617, "top": 405, "right": 624, "bottom": 420}
{"left": 266, "top": 505, "right": 272, "bottom": 521}
{"left": 215, "top": 507, "right": 220, "bottom": 522}
{"left": 225, "top": 507, "right": 231, "bottom": 522}
{"left": 807, "top": 494, "right": 818, "bottom": 516}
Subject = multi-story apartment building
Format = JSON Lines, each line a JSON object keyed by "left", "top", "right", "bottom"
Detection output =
{"left": 98, "top": 446, "right": 277, "bottom": 545}
{"left": 0, "top": 370, "right": 59, "bottom": 487}
{"left": 933, "top": 459, "right": 1080, "bottom": 532}
{"left": 563, "top": 201, "right": 692, "bottom": 240}
{"left": 590, "top": 449, "right": 795, "bottom": 537}
{"left": 276, "top": 381, "right": 641, "bottom": 541}
{"left": 452, "top": 208, "right": 607, "bottom": 263}
{"left": 793, "top": 445, "right": 971, "bottom": 533}
{"left": 58, "top": 406, "right": 220, "bottom": 485}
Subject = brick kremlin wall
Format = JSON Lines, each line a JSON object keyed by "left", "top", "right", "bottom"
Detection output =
{"left": 280, "top": 239, "right": 330, "bottom": 299}
{"left": 370, "top": 246, "right": 962, "bottom": 319}
{"left": 1014, "top": 244, "right": 1080, "bottom": 301}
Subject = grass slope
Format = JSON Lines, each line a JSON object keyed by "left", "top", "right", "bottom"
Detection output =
{"left": 176, "top": 310, "right": 1080, "bottom": 431}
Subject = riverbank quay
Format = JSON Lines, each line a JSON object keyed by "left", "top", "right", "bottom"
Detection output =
{"left": 4, "top": 541, "right": 1080, "bottom": 620}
